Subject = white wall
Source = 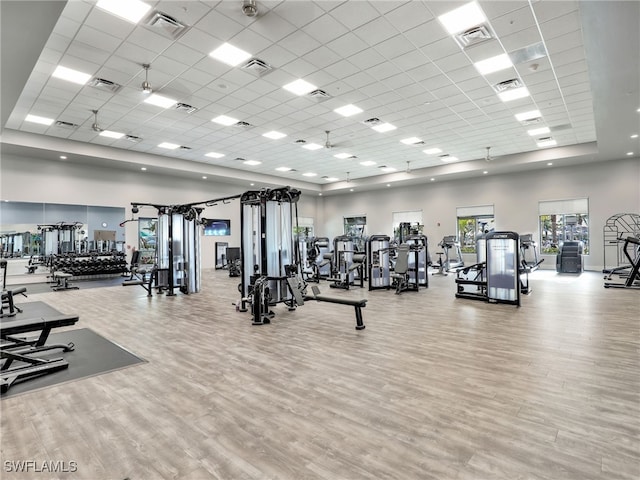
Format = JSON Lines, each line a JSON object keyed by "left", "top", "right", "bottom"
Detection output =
{"left": 2, "top": 153, "right": 638, "bottom": 270}
{"left": 319, "top": 158, "right": 640, "bottom": 271}
{"left": 0, "top": 153, "right": 320, "bottom": 268}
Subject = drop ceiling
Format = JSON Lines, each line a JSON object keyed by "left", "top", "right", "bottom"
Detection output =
{"left": 1, "top": 0, "right": 638, "bottom": 194}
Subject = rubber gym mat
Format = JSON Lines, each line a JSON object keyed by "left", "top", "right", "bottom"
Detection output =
{"left": 3, "top": 300, "right": 63, "bottom": 318}
{"left": 1, "top": 328, "right": 146, "bottom": 398}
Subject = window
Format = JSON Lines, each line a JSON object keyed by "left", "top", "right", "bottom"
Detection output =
{"left": 392, "top": 210, "right": 423, "bottom": 242}
{"left": 538, "top": 198, "right": 589, "bottom": 254}
{"left": 456, "top": 205, "right": 495, "bottom": 254}
{"left": 344, "top": 215, "right": 366, "bottom": 251}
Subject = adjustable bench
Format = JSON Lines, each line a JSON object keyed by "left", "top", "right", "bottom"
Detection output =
{"left": 304, "top": 285, "right": 367, "bottom": 330}
{"left": 1, "top": 287, "right": 27, "bottom": 317}
{"left": 1, "top": 313, "right": 79, "bottom": 393}
{"left": 52, "top": 271, "right": 78, "bottom": 291}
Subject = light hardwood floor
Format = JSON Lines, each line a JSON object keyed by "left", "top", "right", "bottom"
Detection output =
{"left": 1, "top": 269, "right": 638, "bottom": 480}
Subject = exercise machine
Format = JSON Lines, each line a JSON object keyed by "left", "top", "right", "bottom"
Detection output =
{"left": 130, "top": 194, "right": 241, "bottom": 296}
{"left": 327, "top": 236, "right": 363, "bottom": 290}
{"left": 433, "top": 235, "right": 464, "bottom": 275}
{"left": 556, "top": 241, "right": 584, "bottom": 274}
{"left": 604, "top": 236, "right": 640, "bottom": 289}
{"left": 366, "top": 235, "right": 390, "bottom": 290}
{"left": 520, "top": 234, "right": 544, "bottom": 273}
{"left": 1, "top": 259, "right": 27, "bottom": 317}
{"left": 239, "top": 187, "right": 300, "bottom": 323}
{"left": 404, "top": 234, "right": 429, "bottom": 288}
{"left": 455, "top": 231, "right": 525, "bottom": 306}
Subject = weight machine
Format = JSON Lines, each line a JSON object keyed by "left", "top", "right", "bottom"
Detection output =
{"left": 604, "top": 235, "right": 640, "bottom": 289}
{"left": 238, "top": 187, "right": 300, "bottom": 324}
{"left": 455, "top": 231, "right": 526, "bottom": 306}
{"left": 404, "top": 234, "right": 429, "bottom": 289}
{"left": 129, "top": 194, "right": 241, "bottom": 296}
{"left": 366, "top": 235, "right": 391, "bottom": 290}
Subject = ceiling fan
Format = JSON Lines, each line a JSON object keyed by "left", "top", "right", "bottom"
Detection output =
{"left": 485, "top": 146, "right": 493, "bottom": 162}
{"left": 324, "top": 130, "right": 334, "bottom": 149}
{"left": 91, "top": 109, "right": 103, "bottom": 132}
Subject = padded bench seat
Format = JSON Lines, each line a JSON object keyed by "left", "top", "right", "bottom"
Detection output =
{"left": 304, "top": 285, "right": 367, "bottom": 330}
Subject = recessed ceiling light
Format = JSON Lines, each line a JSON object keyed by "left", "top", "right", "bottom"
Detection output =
{"left": 302, "top": 143, "right": 323, "bottom": 150}
{"left": 438, "top": 1, "right": 486, "bottom": 35}
{"left": 386, "top": 184, "right": 391, "bottom": 187}
{"left": 144, "top": 94, "right": 177, "bottom": 109}
{"left": 209, "top": 43, "right": 252, "bottom": 67}
{"left": 360, "top": 161, "right": 377, "bottom": 166}
{"left": 423, "top": 147, "right": 442, "bottom": 155}
{"left": 205, "top": 152, "right": 225, "bottom": 159}
{"left": 547, "top": 162, "right": 553, "bottom": 166}
{"left": 25, "top": 114, "right": 54, "bottom": 125}
{"left": 283, "top": 79, "right": 317, "bottom": 96}
{"left": 158, "top": 142, "right": 180, "bottom": 149}
{"left": 372, "top": 122, "right": 396, "bottom": 133}
{"left": 401, "top": 137, "right": 422, "bottom": 145}
{"left": 141, "top": 167, "right": 147, "bottom": 171}
{"left": 380, "top": 166, "right": 396, "bottom": 172}
{"left": 631, "top": 134, "right": 639, "bottom": 139}
{"left": 527, "top": 127, "right": 550, "bottom": 136}
{"left": 263, "top": 131, "right": 286, "bottom": 140}
{"left": 334, "top": 153, "right": 352, "bottom": 159}
{"left": 318, "top": 193, "right": 323, "bottom": 196}
{"left": 202, "top": 176, "right": 207, "bottom": 179}
{"left": 441, "top": 156, "right": 459, "bottom": 162}
{"left": 483, "top": 171, "right": 488, "bottom": 174}
{"left": 99, "top": 130, "right": 125, "bottom": 139}
{"left": 52, "top": 65, "right": 91, "bottom": 85}
{"left": 350, "top": 188, "right": 354, "bottom": 192}
{"left": 515, "top": 110, "right": 541, "bottom": 122}
{"left": 474, "top": 54, "right": 513, "bottom": 75}
{"left": 430, "top": 178, "right": 435, "bottom": 181}
{"left": 244, "top": 160, "right": 261, "bottom": 166}
{"left": 59, "top": 155, "right": 67, "bottom": 160}
{"left": 212, "top": 115, "right": 239, "bottom": 126}
{"left": 325, "top": 177, "right": 339, "bottom": 182}
{"left": 334, "top": 104, "right": 363, "bottom": 117}
{"left": 498, "top": 87, "right": 529, "bottom": 102}
{"left": 250, "top": 183, "right": 255, "bottom": 186}
{"left": 627, "top": 152, "right": 634, "bottom": 156}
{"left": 637, "top": 108, "right": 640, "bottom": 112}
{"left": 96, "top": 0, "right": 151, "bottom": 23}
{"left": 537, "top": 139, "right": 557, "bottom": 148}
{"left": 276, "top": 167, "right": 292, "bottom": 172}
{"left": 302, "top": 172, "right": 317, "bottom": 177}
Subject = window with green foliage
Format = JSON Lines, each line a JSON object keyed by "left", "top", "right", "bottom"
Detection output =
{"left": 457, "top": 216, "right": 495, "bottom": 253}
{"left": 538, "top": 198, "right": 589, "bottom": 254}
{"left": 344, "top": 215, "right": 366, "bottom": 251}
{"left": 539, "top": 214, "right": 589, "bottom": 254}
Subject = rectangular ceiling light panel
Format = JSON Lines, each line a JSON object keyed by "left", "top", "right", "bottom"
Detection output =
{"left": 99, "top": 130, "right": 125, "bottom": 139}
{"left": 438, "top": 2, "right": 486, "bottom": 35}
{"left": 212, "top": 115, "right": 239, "bottom": 126}
{"left": 144, "top": 94, "right": 177, "bottom": 108}
{"left": 283, "top": 79, "right": 317, "bottom": 96}
{"left": 498, "top": 87, "right": 529, "bottom": 102}
{"left": 96, "top": 0, "right": 152, "bottom": 23}
{"left": 334, "top": 104, "right": 363, "bottom": 117}
{"left": 209, "top": 43, "right": 252, "bottom": 66}
{"left": 475, "top": 54, "right": 513, "bottom": 75}
{"left": 52, "top": 65, "right": 92, "bottom": 85}
{"left": 25, "top": 114, "right": 54, "bottom": 125}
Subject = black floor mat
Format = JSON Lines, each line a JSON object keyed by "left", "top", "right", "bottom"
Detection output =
{"left": 1, "top": 328, "right": 146, "bottom": 398}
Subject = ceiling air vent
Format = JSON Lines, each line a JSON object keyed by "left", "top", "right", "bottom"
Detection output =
{"left": 294, "top": 139, "right": 307, "bottom": 144}
{"left": 509, "top": 42, "right": 547, "bottom": 65}
{"left": 537, "top": 136, "right": 552, "bottom": 141}
{"left": 521, "top": 117, "right": 542, "bottom": 126}
{"left": 88, "top": 77, "right": 122, "bottom": 93}
{"left": 179, "top": 145, "right": 191, "bottom": 150}
{"left": 234, "top": 121, "right": 252, "bottom": 128}
{"left": 54, "top": 120, "right": 79, "bottom": 129}
{"left": 234, "top": 157, "right": 245, "bottom": 161}
{"left": 175, "top": 103, "right": 198, "bottom": 114}
{"left": 241, "top": 58, "right": 273, "bottom": 77}
{"left": 308, "top": 89, "right": 331, "bottom": 101}
{"left": 454, "top": 24, "right": 493, "bottom": 49}
{"left": 144, "top": 11, "right": 189, "bottom": 39}
{"left": 125, "top": 135, "right": 142, "bottom": 143}
{"left": 363, "top": 118, "right": 381, "bottom": 126}
{"left": 493, "top": 78, "right": 523, "bottom": 93}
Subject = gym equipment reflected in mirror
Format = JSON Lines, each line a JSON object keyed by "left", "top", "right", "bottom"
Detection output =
{"left": 0, "top": 201, "right": 125, "bottom": 276}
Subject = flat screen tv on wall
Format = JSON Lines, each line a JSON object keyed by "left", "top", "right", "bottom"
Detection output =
{"left": 203, "top": 219, "right": 231, "bottom": 236}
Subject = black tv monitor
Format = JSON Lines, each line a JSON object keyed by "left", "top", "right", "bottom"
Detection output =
{"left": 204, "top": 219, "right": 231, "bottom": 236}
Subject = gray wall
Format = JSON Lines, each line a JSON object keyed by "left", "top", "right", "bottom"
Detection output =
{"left": 320, "top": 158, "right": 640, "bottom": 271}
{"left": 1, "top": 152, "right": 638, "bottom": 270}
{"left": 0, "top": 153, "right": 320, "bottom": 268}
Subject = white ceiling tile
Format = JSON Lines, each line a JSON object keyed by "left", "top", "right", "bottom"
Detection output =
{"left": 404, "top": 19, "right": 448, "bottom": 48}
{"left": 153, "top": 1, "right": 212, "bottom": 26}
{"left": 304, "top": 13, "right": 349, "bottom": 44}
{"left": 272, "top": 1, "right": 327, "bottom": 28}
{"left": 347, "top": 49, "right": 387, "bottom": 70}
{"left": 539, "top": 11, "right": 581, "bottom": 39}
{"left": 326, "top": 33, "right": 369, "bottom": 58}
{"left": 490, "top": 5, "right": 536, "bottom": 38}
{"left": 82, "top": 7, "right": 137, "bottom": 39}
{"left": 499, "top": 26, "right": 543, "bottom": 52}
{"left": 163, "top": 43, "right": 206, "bottom": 67}
{"left": 127, "top": 28, "right": 175, "bottom": 54}
{"left": 420, "top": 37, "right": 460, "bottom": 62}
{"left": 353, "top": 16, "right": 397, "bottom": 47}
{"left": 179, "top": 27, "right": 221, "bottom": 55}
{"left": 229, "top": 27, "right": 272, "bottom": 55}
{"left": 330, "top": 1, "right": 380, "bottom": 30}
{"left": 384, "top": 2, "right": 433, "bottom": 32}
{"left": 545, "top": 29, "right": 584, "bottom": 55}
{"left": 249, "top": 10, "right": 298, "bottom": 43}
{"left": 374, "top": 35, "right": 416, "bottom": 61}
{"left": 278, "top": 29, "right": 323, "bottom": 57}
{"left": 193, "top": 9, "right": 245, "bottom": 42}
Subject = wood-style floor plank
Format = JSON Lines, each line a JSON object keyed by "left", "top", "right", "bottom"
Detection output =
{"left": 1, "top": 269, "right": 638, "bottom": 479}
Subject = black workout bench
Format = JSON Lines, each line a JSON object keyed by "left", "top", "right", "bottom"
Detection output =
{"left": 1, "top": 287, "right": 27, "bottom": 317}
{"left": 304, "top": 285, "right": 367, "bottom": 330}
{"left": 1, "top": 313, "right": 79, "bottom": 393}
